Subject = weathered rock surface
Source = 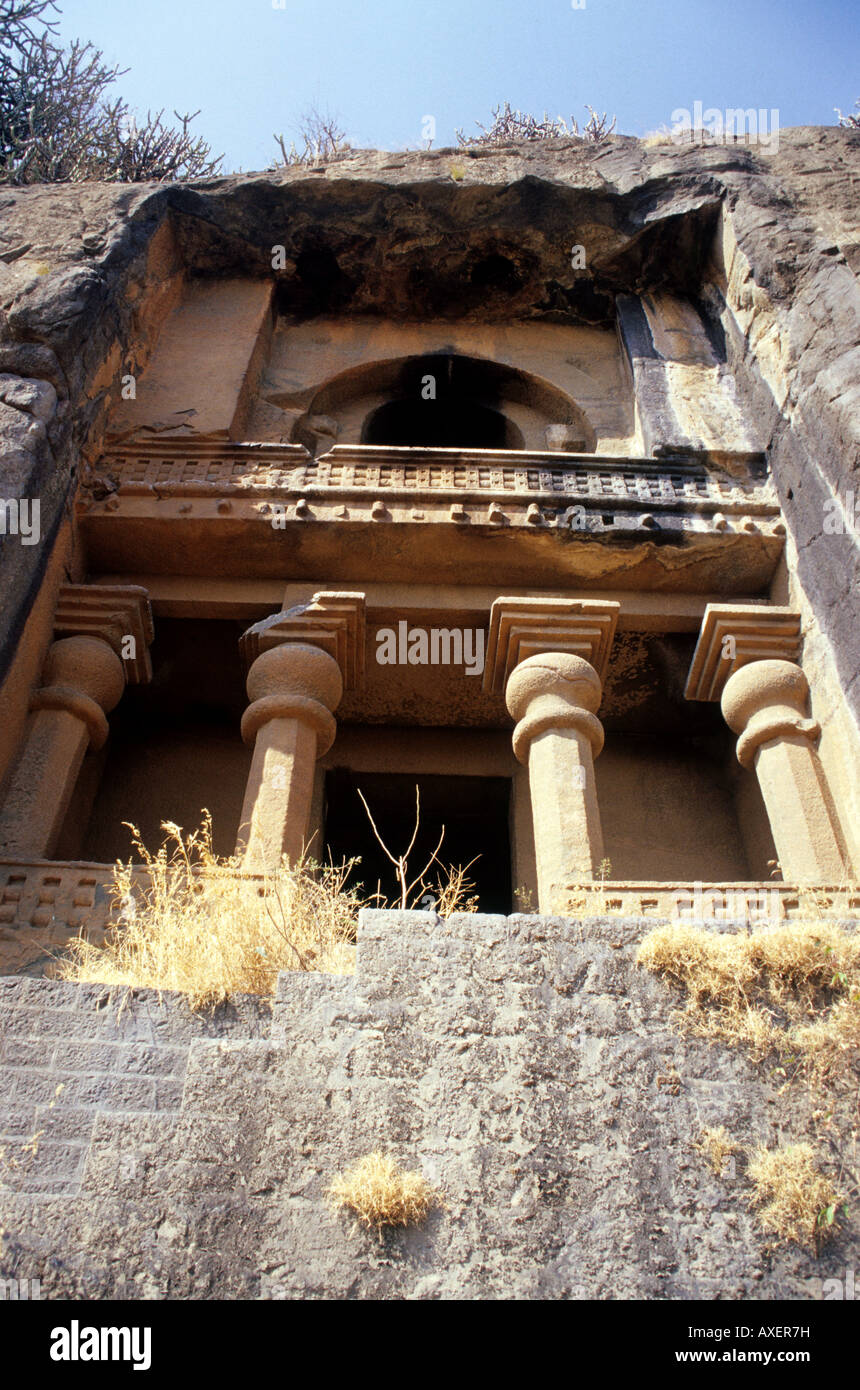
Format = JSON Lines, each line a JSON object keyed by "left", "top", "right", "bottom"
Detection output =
{"left": 1, "top": 911, "right": 856, "bottom": 1299}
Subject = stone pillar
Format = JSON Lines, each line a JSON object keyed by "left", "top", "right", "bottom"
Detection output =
{"left": 0, "top": 585, "right": 154, "bottom": 859}
{"left": 721, "top": 660, "right": 846, "bottom": 883}
{"left": 0, "top": 636, "right": 125, "bottom": 857}
{"left": 506, "top": 653, "right": 607, "bottom": 909}
{"left": 238, "top": 643, "right": 342, "bottom": 870}
{"left": 686, "top": 604, "right": 847, "bottom": 883}
{"left": 484, "top": 597, "right": 620, "bottom": 912}
{"left": 236, "top": 592, "right": 365, "bottom": 872}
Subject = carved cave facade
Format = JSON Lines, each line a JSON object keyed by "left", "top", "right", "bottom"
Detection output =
{"left": 0, "top": 155, "right": 858, "bottom": 971}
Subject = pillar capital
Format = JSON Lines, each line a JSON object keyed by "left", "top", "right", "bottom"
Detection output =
{"left": 684, "top": 603, "right": 801, "bottom": 703}
{"left": 482, "top": 596, "right": 620, "bottom": 695}
{"left": 53, "top": 583, "right": 155, "bottom": 684}
{"left": 721, "top": 659, "right": 819, "bottom": 768}
{"left": 506, "top": 652, "right": 604, "bottom": 764}
{"left": 685, "top": 605, "right": 845, "bottom": 883}
{"left": 240, "top": 642, "right": 342, "bottom": 754}
{"left": 237, "top": 593, "right": 364, "bottom": 870}
{"left": 239, "top": 590, "right": 366, "bottom": 690}
{"left": 2, "top": 632, "right": 128, "bottom": 856}
{"left": 29, "top": 634, "right": 126, "bottom": 751}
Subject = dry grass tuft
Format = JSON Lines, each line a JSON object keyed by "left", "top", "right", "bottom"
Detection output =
{"left": 696, "top": 1125, "right": 739, "bottom": 1176}
{"left": 327, "top": 1153, "right": 442, "bottom": 1236}
{"left": 55, "top": 815, "right": 481, "bottom": 1009}
{"left": 746, "top": 1143, "right": 843, "bottom": 1251}
{"left": 641, "top": 126, "right": 677, "bottom": 147}
{"left": 56, "top": 817, "right": 362, "bottom": 1009}
{"left": 432, "top": 861, "right": 480, "bottom": 916}
{"left": 637, "top": 921, "right": 860, "bottom": 1082}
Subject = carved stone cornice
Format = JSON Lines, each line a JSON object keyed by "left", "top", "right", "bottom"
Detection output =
{"left": 684, "top": 603, "right": 802, "bottom": 702}
{"left": 482, "top": 596, "right": 620, "bottom": 694}
{"left": 96, "top": 439, "right": 780, "bottom": 524}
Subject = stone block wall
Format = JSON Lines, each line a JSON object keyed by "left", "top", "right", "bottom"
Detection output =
{"left": 1, "top": 910, "right": 856, "bottom": 1299}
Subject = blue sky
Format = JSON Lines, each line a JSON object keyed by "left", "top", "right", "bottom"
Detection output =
{"left": 56, "top": 0, "right": 859, "bottom": 173}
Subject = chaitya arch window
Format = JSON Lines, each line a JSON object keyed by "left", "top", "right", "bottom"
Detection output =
{"left": 290, "top": 350, "right": 596, "bottom": 453}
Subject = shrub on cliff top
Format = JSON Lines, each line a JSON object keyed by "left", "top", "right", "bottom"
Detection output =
{"left": 0, "top": 0, "right": 221, "bottom": 184}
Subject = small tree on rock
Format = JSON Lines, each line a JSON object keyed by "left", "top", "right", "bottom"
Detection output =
{"left": 0, "top": 0, "right": 221, "bottom": 184}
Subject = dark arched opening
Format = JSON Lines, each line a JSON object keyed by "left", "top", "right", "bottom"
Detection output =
{"left": 363, "top": 397, "right": 522, "bottom": 449}
{"left": 360, "top": 353, "right": 525, "bottom": 449}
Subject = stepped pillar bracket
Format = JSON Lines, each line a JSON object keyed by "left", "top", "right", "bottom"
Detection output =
{"left": 53, "top": 583, "right": 155, "bottom": 684}
{"left": 482, "top": 596, "right": 620, "bottom": 695}
{"left": 684, "top": 603, "right": 801, "bottom": 703}
{"left": 240, "top": 590, "right": 365, "bottom": 690}
{"left": 237, "top": 593, "right": 365, "bottom": 870}
{"left": 685, "top": 604, "right": 846, "bottom": 883}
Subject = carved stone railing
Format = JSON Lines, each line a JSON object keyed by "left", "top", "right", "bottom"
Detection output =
{"left": 2, "top": 857, "right": 856, "bottom": 977}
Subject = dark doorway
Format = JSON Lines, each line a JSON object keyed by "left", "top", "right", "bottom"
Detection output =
{"left": 76, "top": 619, "right": 249, "bottom": 863}
{"left": 323, "top": 769, "right": 512, "bottom": 913}
{"left": 361, "top": 352, "right": 524, "bottom": 449}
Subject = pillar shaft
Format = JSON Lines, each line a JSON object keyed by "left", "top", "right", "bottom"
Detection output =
{"left": 752, "top": 736, "right": 845, "bottom": 882}
{"left": 506, "top": 653, "right": 606, "bottom": 912}
{"left": 525, "top": 725, "right": 605, "bottom": 899}
{"left": 239, "top": 717, "right": 321, "bottom": 870}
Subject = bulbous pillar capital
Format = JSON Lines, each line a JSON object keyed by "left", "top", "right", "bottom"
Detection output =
{"left": 721, "top": 659, "right": 819, "bottom": 768}
{"left": 506, "top": 652, "right": 604, "bottom": 765}
{"left": 240, "top": 642, "right": 342, "bottom": 756}
{"left": 30, "top": 635, "right": 126, "bottom": 750}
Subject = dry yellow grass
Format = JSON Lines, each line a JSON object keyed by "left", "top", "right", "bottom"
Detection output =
{"left": 696, "top": 1125, "right": 738, "bottom": 1176}
{"left": 327, "top": 1153, "right": 442, "bottom": 1236}
{"left": 746, "top": 1143, "right": 843, "bottom": 1251}
{"left": 56, "top": 817, "right": 362, "bottom": 1009}
{"left": 433, "top": 861, "right": 479, "bottom": 916}
{"left": 640, "top": 128, "right": 677, "bottom": 147}
{"left": 637, "top": 920, "right": 860, "bottom": 1082}
{"left": 56, "top": 815, "right": 481, "bottom": 1009}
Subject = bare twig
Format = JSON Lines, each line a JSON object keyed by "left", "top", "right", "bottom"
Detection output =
{"left": 272, "top": 104, "right": 350, "bottom": 167}
{"left": 356, "top": 784, "right": 479, "bottom": 913}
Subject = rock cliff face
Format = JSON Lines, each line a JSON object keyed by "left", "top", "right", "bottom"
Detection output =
{"left": 1, "top": 912, "right": 858, "bottom": 1299}
{"left": 1, "top": 127, "right": 858, "bottom": 709}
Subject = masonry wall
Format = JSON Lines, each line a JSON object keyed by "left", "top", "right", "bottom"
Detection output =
{"left": 1, "top": 910, "right": 856, "bottom": 1299}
